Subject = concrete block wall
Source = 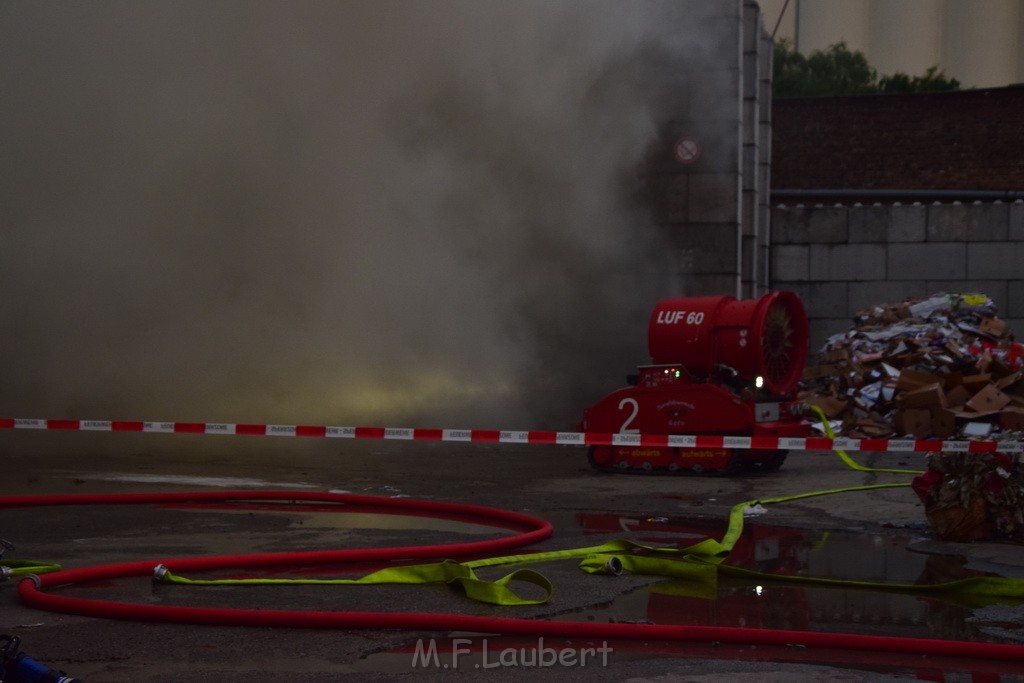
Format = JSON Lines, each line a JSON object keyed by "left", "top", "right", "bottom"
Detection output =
{"left": 770, "top": 200, "right": 1024, "bottom": 350}
{"left": 651, "top": 0, "right": 773, "bottom": 299}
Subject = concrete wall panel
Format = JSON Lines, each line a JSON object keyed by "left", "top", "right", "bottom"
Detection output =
{"left": 1007, "top": 281, "right": 1024, "bottom": 318}
{"left": 688, "top": 173, "right": 739, "bottom": 223}
{"left": 785, "top": 281, "right": 848, "bottom": 318}
{"left": 887, "top": 243, "right": 966, "bottom": 280}
{"left": 928, "top": 202, "right": 1009, "bottom": 241}
{"left": 847, "top": 280, "right": 929, "bottom": 313}
{"left": 1010, "top": 201, "right": 1024, "bottom": 241}
{"left": 771, "top": 201, "right": 1022, "bottom": 348}
{"left": 771, "top": 244, "right": 810, "bottom": 282}
{"left": 849, "top": 204, "right": 889, "bottom": 243}
{"left": 809, "top": 243, "right": 887, "bottom": 280}
{"left": 968, "top": 242, "right": 1024, "bottom": 279}
{"left": 889, "top": 204, "right": 928, "bottom": 242}
{"left": 672, "top": 224, "right": 739, "bottom": 274}
{"left": 772, "top": 205, "right": 848, "bottom": 244}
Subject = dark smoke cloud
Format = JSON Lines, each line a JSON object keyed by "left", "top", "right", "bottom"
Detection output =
{"left": 1, "top": 1, "right": 720, "bottom": 430}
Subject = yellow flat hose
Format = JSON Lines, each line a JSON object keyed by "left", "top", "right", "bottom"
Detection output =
{"left": 809, "top": 404, "right": 924, "bottom": 475}
{"left": 159, "top": 485, "right": 1024, "bottom": 603}
{"left": 148, "top": 410, "right": 1024, "bottom": 605}
{"left": 2, "top": 560, "right": 62, "bottom": 578}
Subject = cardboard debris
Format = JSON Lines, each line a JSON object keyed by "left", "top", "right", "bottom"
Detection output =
{"left": 802, "top": 292, "right": 1024, "bottom": 544}
{"left": 944, "top": 383, "right": 971, "bottom": 408}
{"left": 894, "top": 408, "right": 931, "bottom": 439}
{"left": 911, "top": 449, "right": 1024, "bottom": 542}
{"left": 800, "top": 292, "right": 1023, "bottom": 441}
{"left": 802, "top": 394, "right": 849, "bottom": 419}
{"left": 966, "top": 384, "right": 1011, "bottom": 413}
{"left": 931, "top": 409, "right": 957, "bottom": 439}
{"left": 897, "top": 382, "right": 946, "bottom": 409}
{"left": 1000, "top": 406, "right": 1024, "bottom": 431}
{"left": 981, "top": 316, "right": 1008, "bottom": 338}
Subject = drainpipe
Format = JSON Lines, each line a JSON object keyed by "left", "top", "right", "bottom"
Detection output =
{"left": 771, "top": 188, "right": 1024, "bottom": 203}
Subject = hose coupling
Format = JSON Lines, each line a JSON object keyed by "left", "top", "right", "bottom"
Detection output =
{"left": 604, "top": 556, "right": 623, "bottom": 577}
{"left": 153, "top": 564, "right": 169, "bottom": 581}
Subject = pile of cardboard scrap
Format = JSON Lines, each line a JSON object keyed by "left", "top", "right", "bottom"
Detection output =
{"left": 911, "top": 448, "right": 1024, "bottom": 542}
{"left": 800, "top": 292, "right": 1024, "bottom": 441}
{"left": 801, "top": 292, "right": 1024, "bottom": 542}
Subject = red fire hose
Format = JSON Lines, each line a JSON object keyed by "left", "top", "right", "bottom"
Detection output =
{"left": 7, "top": 491, "right": 1024, "bottom": 664}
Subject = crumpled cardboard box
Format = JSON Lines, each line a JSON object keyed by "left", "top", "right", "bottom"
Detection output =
{"left": 911, "top": 450, "right": 1024, "bottom": 543}
{"left": 800, "top": 292, "right": 1024, "bottom": 441}
{"left": 803, "top": 293, "right": 1024, "bottom": 544}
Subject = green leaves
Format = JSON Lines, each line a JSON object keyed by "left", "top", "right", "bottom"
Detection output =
{"left": 773, "top": 40, "right": 960, "bottom": 98}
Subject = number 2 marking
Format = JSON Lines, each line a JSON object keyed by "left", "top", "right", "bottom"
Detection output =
{"left": 619, "top": 397, "right": 639, "bottom": 433}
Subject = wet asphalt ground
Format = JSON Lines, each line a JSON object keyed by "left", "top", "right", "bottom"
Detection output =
{"left": 2, "top": 430, "right": 1024, "bottom": 682}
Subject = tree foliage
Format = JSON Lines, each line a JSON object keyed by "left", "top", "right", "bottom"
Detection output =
{"left": 878, "top": 66, "right": 962, "bottom": 94}
{"left": 773, "top": 40, "right": 960, "bottom": 97}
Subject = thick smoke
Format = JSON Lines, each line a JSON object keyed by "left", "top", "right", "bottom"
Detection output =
{"left": 1, "top": 1, "right": 721, "bottom": 429}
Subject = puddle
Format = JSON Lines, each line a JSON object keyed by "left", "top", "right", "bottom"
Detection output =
{"left": 353, "top": 513, "right": 1024, "bottom": 678}
{"left": 63, "top": 471, "right": 319, "bottom": 489}
{"left": 155, "top": 499, "right": 514, "bottom": 536}
{"left": 573, "top": 512, "right": 1024, "bottom": 644}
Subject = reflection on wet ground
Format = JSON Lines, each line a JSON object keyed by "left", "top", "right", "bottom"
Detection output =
{"left": 159, "top": 500, "right": 510, "bottom": 536}
{"left": 574, "top": 511, "right": 1024, "bottom": 646}
{"left": 334, "top": 507, "right": 1024, "bottom": 679}
{"left": 6, "top": 459, "right": 1024, "bottom": 681}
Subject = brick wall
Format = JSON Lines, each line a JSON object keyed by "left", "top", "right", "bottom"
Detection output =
{"left": 770, "top": 200, "right": 1024, "bottom": 350}
{"left": 772, "top": 87, "right": 1024, "bottom": 192}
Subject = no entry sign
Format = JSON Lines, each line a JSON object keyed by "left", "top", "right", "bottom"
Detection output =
{"left": 674, "top": 136, "right": 701, "bottom": 164}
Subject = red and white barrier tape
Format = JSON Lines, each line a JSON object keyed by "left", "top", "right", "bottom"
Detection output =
{"left": 1, "top": 417, "right": 1019, "bottom": 453}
